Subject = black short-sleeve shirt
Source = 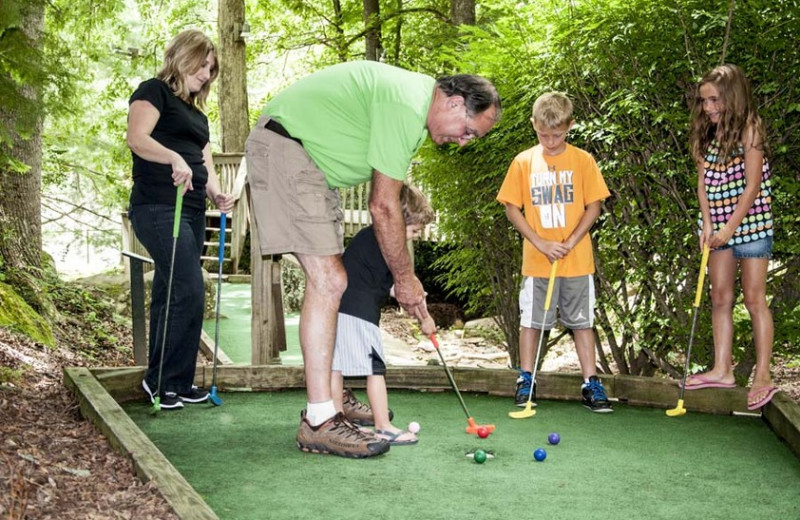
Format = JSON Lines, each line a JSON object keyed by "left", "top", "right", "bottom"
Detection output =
{"left": 338, "top": 226, "right": 393, "bottom": 325}
{"left": 128, "top": 78, "right": 210, "bottom": 210}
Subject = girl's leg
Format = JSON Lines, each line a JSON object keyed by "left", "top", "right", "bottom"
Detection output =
{"left": 740, "top": 258, "right": 774, "bottom": 398}
{"left": 331, "top": 370, "right": 344, "bottom": 413}
{"left": 368, "top": 375, "right": 417, "bottom": 442}
{"left": 688, "top": 248, "right": 737, "bottom": 385}
{"left": 367, "top": 375, "right": 392, "bottom": 431}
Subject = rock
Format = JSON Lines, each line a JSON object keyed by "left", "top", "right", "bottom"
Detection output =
{"left": 464, "top": 317, "right": 500, "bottom": 331}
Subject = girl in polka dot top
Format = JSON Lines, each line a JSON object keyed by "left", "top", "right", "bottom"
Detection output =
{"left": 686, "top": 64, "right": 776, "bottom": 411}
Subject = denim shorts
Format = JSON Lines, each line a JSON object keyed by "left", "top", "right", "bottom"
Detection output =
{"left": 716, "top": 236, "right": 773, "bottom": 259}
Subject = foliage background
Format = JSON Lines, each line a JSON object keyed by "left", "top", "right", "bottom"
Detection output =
{"left": 2, "top": 0, "right": 797, "bottom": 380}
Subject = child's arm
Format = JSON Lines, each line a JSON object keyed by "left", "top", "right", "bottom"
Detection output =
{"left": 707, "top": 126, "right": 765, "bottom": 249}
{"left": 503, "top": 203, "right": 569, "bottom": 263}
{"left": 697, "top": 162, "right": 714, "bottom": 250}
{"left": 563, "top": 201, "right": 602, "bottom": 252}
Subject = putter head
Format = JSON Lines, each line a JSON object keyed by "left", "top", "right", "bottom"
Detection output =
{"left": 209, "top": 386, "right": 223, "bottom": 406}
{"left": 665, "top": 399, "right": 687, "bottom": 417}
{"left": 465, "top": 417, "right": 496, "bottom": 434}
{"left": 150, "top": 396, "right": 161, "bottom": 416}
{"left": 509, "top": 402, "right": 537, "bottom": 419}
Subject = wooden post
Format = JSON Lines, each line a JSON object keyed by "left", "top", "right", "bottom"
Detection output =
{"left": 122, "top": 251, "right": 153, "bottom": 365}
{"left": 248, "top": 184, "right": 287, "bottom": 365}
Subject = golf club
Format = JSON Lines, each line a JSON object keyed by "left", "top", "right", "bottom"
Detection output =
{"left": 208, "top": 211, "right": 226, "bottom": 406}
{"left": 666, "top": 244, "right": 710, "bottom": 417}
{"left": 509, "top": 260, "right": 558, "bottom": 419}
{"left": 430, "top": 334, "right": 495, "bottom": 434}
{"left": 152, "top": 186, "right": 183, "bottom": 415}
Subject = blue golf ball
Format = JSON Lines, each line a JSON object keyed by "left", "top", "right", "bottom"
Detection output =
{"left": 533, "top": 448, "right": 547, "bottom": 462}
{"left": 548, "top": 432, "right": 560, "bottom": 445}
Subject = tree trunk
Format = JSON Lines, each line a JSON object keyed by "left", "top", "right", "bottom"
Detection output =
{"left": 450, "top": 0, "right": 475, "bottom": 26}
{"left": 217, "top": 0, "right": 249, "bottom": 153}
{"left": 0, "top": 1, "right": 58, "bottom": 319}
{"left": 0, "top": 2, "right": 45, "bottom": 272}
{"left": 363, "top": 0, "right": 382, "bottom": 61}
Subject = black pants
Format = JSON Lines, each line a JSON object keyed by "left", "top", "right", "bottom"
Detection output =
{"left": 129, "top": 203, "right": 205, "bottom": 395}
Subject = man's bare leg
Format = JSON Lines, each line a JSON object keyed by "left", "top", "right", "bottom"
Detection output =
{"left": 296, "top": 253, "right": 347, "bottom": 423}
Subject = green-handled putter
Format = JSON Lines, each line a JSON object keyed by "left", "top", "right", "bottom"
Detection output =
{"left": 152, "top": 186, "right": 184, "bottom": 415}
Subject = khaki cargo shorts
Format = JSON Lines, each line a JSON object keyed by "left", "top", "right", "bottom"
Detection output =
{"left": 245, "top": 116, "right": 344, "bottom": 256}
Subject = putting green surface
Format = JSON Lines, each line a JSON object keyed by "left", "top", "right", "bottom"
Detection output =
{"left": 125, "top": 390, "right": 800, "bottom": 520}
{"left": 203, "top": 283, "right": 301, "bottom": 365}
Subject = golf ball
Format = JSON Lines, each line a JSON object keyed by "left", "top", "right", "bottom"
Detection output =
{"left": 533, "top": 448, "right": 547, "bottom": 462}
{"left": 474, "top": 449, "right": 487, "bottom": 464}
{"left": 408, "top": 421, "right": 420, "bottom": 434}
{"left": 477, "top": 426, "right": 490, "bottom": 438}
{"left": 548, "top": 432, "right": 560, "bottom": 445}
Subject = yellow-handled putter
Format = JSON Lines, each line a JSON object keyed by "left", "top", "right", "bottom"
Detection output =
{"left": 666, "top": 245, "right": 710, "bottom": 417}
{"left": 509, "top": 260, "right": 558, "bottom": 419}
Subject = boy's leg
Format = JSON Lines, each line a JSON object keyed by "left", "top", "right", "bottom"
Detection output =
{"left": 573, "top": 328, "right": 596, "bottom": 380}
{"left": 560, "top": 275, "right": 612, "bottom": 413}
{"left": 515, "top": 276, "right": 556, "bottom": 406}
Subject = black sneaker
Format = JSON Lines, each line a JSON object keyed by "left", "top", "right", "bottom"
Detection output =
{"left": 159, "top": 392, "right": 184, "bottom": 410}
{"left": 581, "top": 375, "right": 613, "bottom": 413}
{"left": 179, "top": 386, "right": 209, "bottom": 404}
{"left": 515, "top": 371, "right": 537, "bottom": 407}
{"left": 142, "top": 380, "right": 184, "bottom": 410}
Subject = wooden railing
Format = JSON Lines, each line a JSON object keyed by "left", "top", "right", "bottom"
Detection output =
{"left": 122, "top": 154, "right": 437, "bottom": 275}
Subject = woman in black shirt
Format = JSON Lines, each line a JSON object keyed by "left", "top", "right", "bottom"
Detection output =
{"left": 127, "top": 29, "right": 233, "bottom": 410}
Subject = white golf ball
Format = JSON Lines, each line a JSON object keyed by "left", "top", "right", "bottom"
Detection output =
{"left": 408, "top": 421, "right": 420, "bottom": 434}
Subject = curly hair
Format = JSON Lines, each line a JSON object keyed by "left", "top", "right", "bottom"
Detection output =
{"left": 157, "top": 30, "right": 218, "bottom": 109}
{"left": 689, "top": 64, "right": 767, "bottom": 163}
{"left": 435, "top": 75, "right": 502, "bottom": 122}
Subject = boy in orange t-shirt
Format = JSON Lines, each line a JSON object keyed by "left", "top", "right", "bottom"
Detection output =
{"left": 496, "top": 92, "right": 613, "bottom": 412}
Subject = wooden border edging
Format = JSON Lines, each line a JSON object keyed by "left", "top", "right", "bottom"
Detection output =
{"left": 64, "top": 367, "right": 219, "bottom": 520}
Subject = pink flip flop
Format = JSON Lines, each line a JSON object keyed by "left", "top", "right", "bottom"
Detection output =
{"left": 684, "top": 374, "right": 736, "bottom": 390}
{"left": 747, "top": 386, "right": 779, "bottom": 410}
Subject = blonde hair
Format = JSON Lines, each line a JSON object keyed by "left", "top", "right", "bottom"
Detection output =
{"left": 689, "top": 64, "right": 767, "bottom": 163}
{"left": 532, "top": 92, "right": 573, "bottom": 128}
{"left": 157, "top": 30, "right": 218, "bottom": 109}
{"left": 400, "top": 184, "right": 435, "bottom": 226}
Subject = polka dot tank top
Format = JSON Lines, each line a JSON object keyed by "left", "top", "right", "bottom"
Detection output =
{"left": 702, "top": 141, "right": 773, "bottom": 245}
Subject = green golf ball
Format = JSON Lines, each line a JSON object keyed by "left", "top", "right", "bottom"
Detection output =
{"left": 474, "top": 449, "right": 487, "bottom": 464}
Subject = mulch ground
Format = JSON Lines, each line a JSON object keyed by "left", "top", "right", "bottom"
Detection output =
{"left": 0, "top": 328, "right": 178, "bottom": 520}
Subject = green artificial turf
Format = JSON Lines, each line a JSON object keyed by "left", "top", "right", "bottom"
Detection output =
{"left": 125, "top": 390, "right": 800, "bottom": 520}
{"left": 203, "top": 282, "right": 301, "bottom": 365}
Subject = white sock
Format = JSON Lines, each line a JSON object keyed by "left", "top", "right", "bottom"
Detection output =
{"left": 306, "top": 400, "right": 336, "bottom": 427}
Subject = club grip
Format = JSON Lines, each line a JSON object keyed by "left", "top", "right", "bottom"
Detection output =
{"left": 218, "top": 212, "right": 227, "bottom": 263}
{"left": 430, "top": 334, "right": 439, "bottom": 349}
{"left": 693, "top": 245, "right": 710, "bottom": 308}
{"left": 544, "top": 260, "right": 558, "bottom": 311}
{"left": 172, "top": 186, "right": 184, "bottom": 239}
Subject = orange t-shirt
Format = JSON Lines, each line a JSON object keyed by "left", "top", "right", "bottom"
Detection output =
{"left": 496, "top": 144, "right": 610, "bottom": 277}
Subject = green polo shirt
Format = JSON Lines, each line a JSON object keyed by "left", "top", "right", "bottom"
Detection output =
{"left": 264, "top": 61, "right": 435, "bottom": 188}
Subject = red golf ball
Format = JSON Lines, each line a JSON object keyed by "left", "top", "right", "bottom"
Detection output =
{"left": 477, "top": 426, "right": 490, "bottom": 438}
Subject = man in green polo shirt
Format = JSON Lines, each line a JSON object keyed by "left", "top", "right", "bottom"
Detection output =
{"left": 245, "top": 60, "right": 501, "bottom": 458}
